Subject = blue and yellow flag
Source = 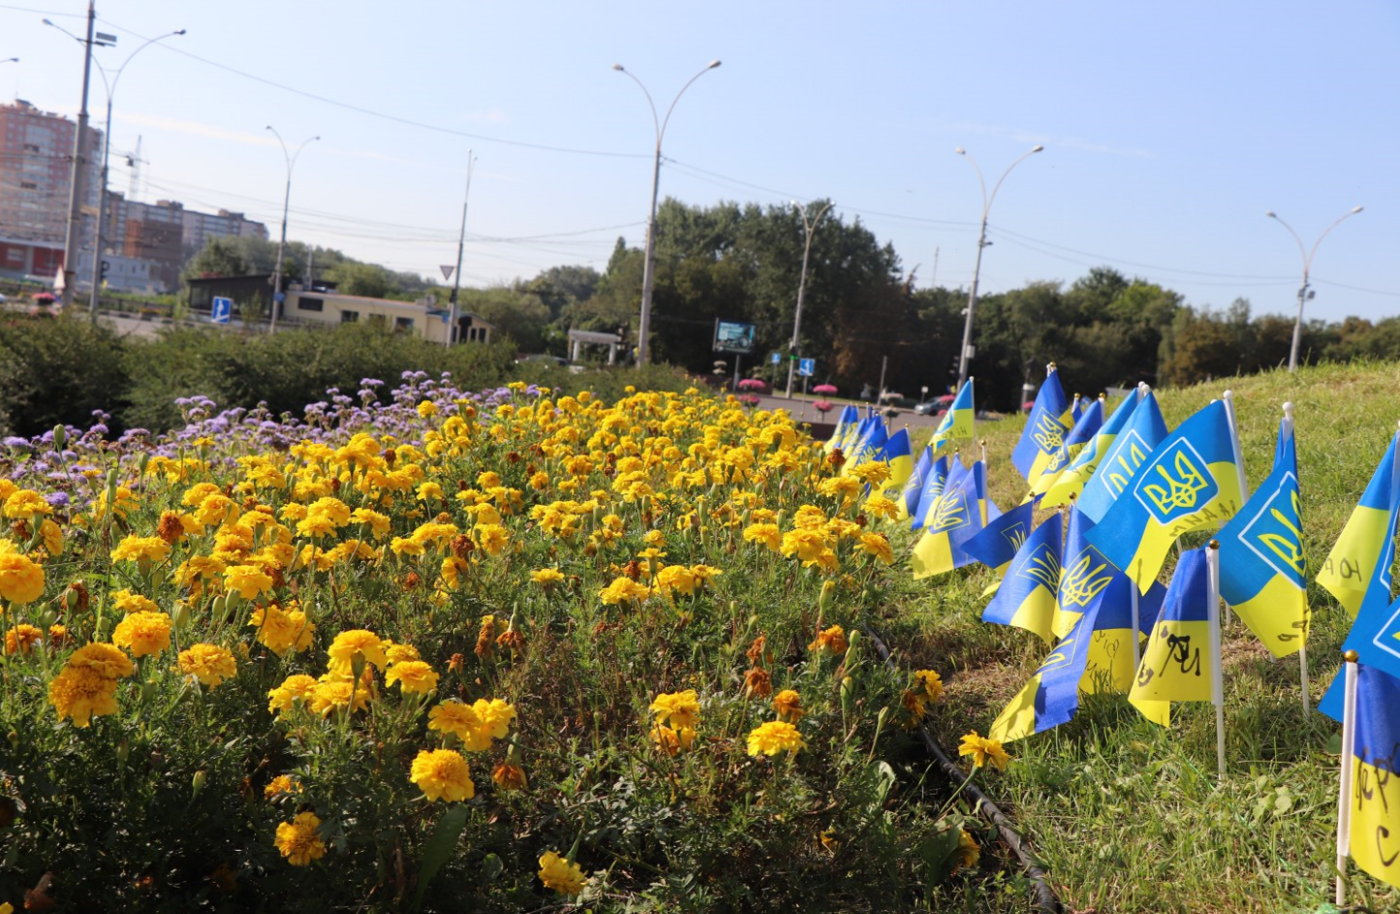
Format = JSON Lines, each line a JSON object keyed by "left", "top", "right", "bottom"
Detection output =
{"left": 1012, "top": 366, "right": 1072, "bottom": 488}
{"left": 871, "top": 428, "right": 914, "bottom": 501}
{"left": 1129, "top": 548, "right": 1214, "bottom": 712}
{"left": 910, "top": 454, "right": 950, "bottom": 532}
{"left": 1071, "top": 393, "right": 1084, "bottom": 424}
{"left": 1043, "top": 387, "right": 1142, "bottom": 509}
{"left": 928, "top": 379, "right": 975, "bottom": 454}
{"left": 1319, "top": 432, "right": 1400, "bottom": 617}
{"left": 965, "top": 500, "right": 1037, "bottom": 572}
{"left": 897, "top": 446, "right": 934, "bottom": 522}
{"left": 982, "top": 515, "right": 1063, "bottom": 643}
{"left": 1346, "top": 664, "right": 1400, "bottom": 889}
{"left": 1217, "top": 415, "right": 1309, "bottom": 657}
{"left": 825, "top": 404, "right": 860, "bottom": 455}
{"left": 989, "top": 604, "right": 1098, "bottom": 742}
{"left": 1031, "top": 397, "right": 1105, "bottom": 499}
{"left": 911, "top": 460, "right": 990, "bottom": 579}
{"left": 1076, "top": 391, "right": 1167, "bottom": 523}
{"left": 844, "top": 417, "right": 889, "bottom": 475}
{"left": 1084, "top": 400, "right": 1243, "bottom": 593}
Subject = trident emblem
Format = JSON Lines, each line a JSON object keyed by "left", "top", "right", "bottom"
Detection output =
{"left": 1059, "top": 550, "right": 1115, "bottom": 608}
{"left": 1032, "top": 412, "right": 1066, "bottom": 453}
{"left": 1135, "top": 441, "right": 1218, "bottom": 523}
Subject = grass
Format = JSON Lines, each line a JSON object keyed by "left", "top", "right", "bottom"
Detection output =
{"left": 874, "top": 359, "right": 1400, "bottom": 913}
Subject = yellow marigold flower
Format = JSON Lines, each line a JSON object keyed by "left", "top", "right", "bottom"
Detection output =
{"left": 474, "top": 697, "right": 516, "bottom": 739}
{"left": 901, "top": 689, "right": 928, "bottom": 720}
{"left": 264, "top": 775, "right": 300, "bottom": 798}
{"left": 654, "top": 564, "right": 697, "bottom": 597}
{"left": 416, "top": 400, "right": 439, "bottom": 418}
{"left": 349, "top": 507, "right": 391, "bottom": 539}
{"left": 111, "top": 589, "right": 160, "bottom": 615}
{"left": 178, "top": 643, "right": 237, "bottom": 688}
{"left": 3, "top": 488, "right": 51, "bottom": 518}
{"left": 689, "top": 564, "right": 722, "bottom": 584}
{"left": 111, "top": 611, "right": 172, "bottom": 658}
{"left": 864, "top": 495, "right": 899, "bottom": 520}
{"left": 773, "top": 689, "right": 806, "bottom": 723}
{"left": 492, "top": 761, "right": 528, "bottom": 791}
{"left": 0, "top": 542, "right": 45, "bottom": 604}
{"left": 954, "top": 829, "right": 980, "bottom": 872}
{"left": 477, "top": 470, "right": 502, "bottom": 489}
{"left": 310, "top": 673, "right": 372, "bottom": 716}
{"left": 855, "top": 531, "right": 893, "bottom": 564}
{"left": 792, "top": 505, "right": 828, "bottom": 529}
{"left": 599, "top": 576, "right": 650, "bottom": 606}
{"left": 958, "top": 731, "right": 1011, "bottom": 771}
{"left": 38, "top": 518, "right": 63, "bottom": 556}
{"left": 649, "top": 689, "right": 701, "bottom": 729}
{"left": 427, "top": 699, "right": 491, "bottom": 750}
{"left": 274, "top": 811, "right": 327, "bottom": 866}
{"left": 474, "top": 523, "right": 509, "bottom": 557}
{"left": 410, "top": 748, "right": 475, "bottom": 802}
{"left": 914, "top": 669, "right": 945, "bottom": 702}
{"left": 742, "top": 522, "right": 782, "bottom": 552}
{"left": 416, "top": 481, "right": 444, "bottom": 502}
{"left": 68, "top": 641, "right": 136, "bottom": 679}
{"left": 326, "top": 629, "right": 388, "bottom": 673}
{"left": 385, "top": 660, "right": 439, "bottom": 694}
{"left": 249, "top": 603, "right": 315, "bottom": 656}
{"left": 4, "top": 623, "right": 42, "bottom": 655}
{"left": 531, "top": 568, "right": 565, "bottom": 590}
{"left": 650, "top": 723, "right": 697, "bottom": 757}
{"left": 223, "top": 564, "right": 274, "bottom": 601}
{"left": 808, "top": 624, "right": 848, "bottom": 655}
{"left": 110, "top": 535, "right": 172, "bottom": 565}
{"left": 267, "top": 673, "right": 319, "bottom": 716}
{"left": 48, "top": 664, "right": 120, "bottom": 727}
{"left": 528, "top": 471, "right": 550, "bottom": 491}
{"left": 781, "top": 528, "right": 829, "bottom": 564}
{"left": 538, "top": 849, "right": 588, "bottom": 897}
{"left": 194, "top": 493, "right": 239, "bottom": 527}
{"left": 385, "top": 642, "right": 420, "bottom": 665}
{"left": 746, "top": 720, "right": 806, "bottom": 756}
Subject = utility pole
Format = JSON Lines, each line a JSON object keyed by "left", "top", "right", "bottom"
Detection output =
{"left": 446, "top": 151, "right": 476, "bottom": 348}
{"left": 59, "top": 1, "right": 96, "bottom": 309}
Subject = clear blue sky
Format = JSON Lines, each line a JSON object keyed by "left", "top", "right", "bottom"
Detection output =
{"left": 4, "top": 1, "right": 1397, "bottom": 321}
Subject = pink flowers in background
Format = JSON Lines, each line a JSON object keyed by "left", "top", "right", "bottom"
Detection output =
{"left": 813, "top": 400, "right": 834, "bottom": 415}
{"left": 737, "top": 379, "right": 769, "bottom": 392}
{"left": 812, "top": 384, "right": 838, "bottom": 395}
{"left": 738, "top": 394, "right": 762, "bottom": 407}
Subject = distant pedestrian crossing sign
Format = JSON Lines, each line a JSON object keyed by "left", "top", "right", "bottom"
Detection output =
{"left": 798, "top": 358, "right": 815, "bottom": 377}
{"left": 771, "top": 351, "right": 781, "bottom": 365}
{"left": 211, "top": 296, "right": 232, "bottom": 324}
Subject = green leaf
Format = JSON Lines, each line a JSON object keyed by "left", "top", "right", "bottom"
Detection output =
{"left": 410, "top": 804, "right": 469, "bottom": 912}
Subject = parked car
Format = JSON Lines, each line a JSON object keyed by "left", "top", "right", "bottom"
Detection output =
{"left": 913, "top": 400, "right": 941, "bottom": 416}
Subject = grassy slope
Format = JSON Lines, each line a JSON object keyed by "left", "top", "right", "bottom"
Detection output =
{"left": 873, "top": 360, "right": 1400, "bottom": 914}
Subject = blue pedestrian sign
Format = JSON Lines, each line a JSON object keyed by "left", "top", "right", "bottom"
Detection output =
{"left": 798, "top": 358, "right": 815, "bottom": 378}
{"left": 770, "top": 351, "right": 781, "bottom": 366}
{"left": 211, "top": 296, "right": 232, "bottom": 324}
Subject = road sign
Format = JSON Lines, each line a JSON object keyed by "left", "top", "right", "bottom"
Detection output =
{"left": 770, "top": 351, "right": 781, "bottom": 365}
{"left": 211, "top": 296, "right": 232, "bottom": 324}
{"left": 441, "top": 265, "right": 455, "bottom": 281}
{"left": 798, "top": 358, "right": 815, "bottom": 377}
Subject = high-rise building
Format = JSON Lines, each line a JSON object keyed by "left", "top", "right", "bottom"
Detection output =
{"left": 0, "top": 99, "right": 100, "bottom": 246}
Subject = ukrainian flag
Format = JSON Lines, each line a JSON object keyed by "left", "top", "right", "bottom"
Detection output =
{"left": 1084, "top": 399, "right": 1242, "bottom": 593}
{"left": 1344, "top": 664, "right": 1400, "bottom": 889}
{"left": 1012, "top": 365, "right": 1072, "bottom": 488}
{"left": 982, "top": 515, "right": 1063, "bottom": 643}
{"left": 1042, "top": 387, "right": 1143, "bottom": 509}
{"left": 989, "top": 605, "right": 1098, "bottom": 742}
{"left": 843, "top": 417, "right": 888, "bottom": 475}
{"left": 965, "top": 499, "right": 1037, "bottom": 572}
{"left": 909, "top": 454, "right": 950, "bottom": 532}
{"left": 1217, "top": 415, "right": 1309, "bottom": 657}
{"left": 825, "top": 404, "right": 860, "bottom": 455}
{"left": 1319, "top": 432, "right": 1400, "bottom": 618}
{"left": 874, "top": 428, "right": 914, "bottom": 498}
{"left": 1071, "top": 393, "right": 1084, "bottom": 424}
{"left": 897, "top": 446, "right": 935, "bottom": 522}
{"left": 1129, "top": 548, "right": 1214, "bottom": 712}
{"left": 928, "top": 378, "right": 975, "bottom": 454}
{"left": 1339, "top": 537, "right": 1400, "bottom": 683}
{"left": 911, "top": 460, "right": 990, "bottom": 579}
{"left": 1076, "top": 390, "right": 1167, "bottom": 523}
{"left": 1030, "top": 396, "right": 1105, "bottom": 499}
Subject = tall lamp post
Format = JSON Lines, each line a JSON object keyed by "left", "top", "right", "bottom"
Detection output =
{"left": 445, "top": 150, "right": 477, "bottom": 348}
{"left": 87, "top": 28, "right": 185, "bottom": 323}
{"left": 265, "top": 127, "right": 319, "bottom": 334}
{"left": 612, "top": 59, "right": 721, "bottom": 366}
{"left": 954, "top": 144, "right": 1044, "bottom": 393}
{"left": 785, "top": 199, "right": 834, "bottom": 398}
{"left": 1266, "top": 206, "right": 1363, "bottom": 372}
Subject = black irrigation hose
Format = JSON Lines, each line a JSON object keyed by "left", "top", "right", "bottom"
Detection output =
{"left": 862, "top": 624, "right": 1063, "bottom": 914}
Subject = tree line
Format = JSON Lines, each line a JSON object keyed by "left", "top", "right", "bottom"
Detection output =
{"left": 182, "top": 201, "right": 1399, "bottom": 410}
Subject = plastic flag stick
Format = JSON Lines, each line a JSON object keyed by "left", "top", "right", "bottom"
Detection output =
{"left": 1335, "top": 650, "right": 1359, "bottom": 906}
{"left": 1207, "top": 540, "right": 1226, "bottom": 779}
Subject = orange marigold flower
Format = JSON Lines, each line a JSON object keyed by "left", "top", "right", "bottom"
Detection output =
{"left": 743, "top": 667, "right": 773, "bottom": 699}
{"left": 808, "top": 624, "right": 848, "bottom": 655}
{"left": 773, "top": 689, "right": 806, "bottom": 723}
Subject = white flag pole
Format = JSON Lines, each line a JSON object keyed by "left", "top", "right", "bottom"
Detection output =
{"left": 1207, "top": 540, "right": 1226, "bottom": 779}
{"left": 1221, "top": 390, "right": 1251, "bottom": 628}
{"left": 1335, "top": 650, "right": 1360, "bottom": 906}
{"left": 1280, "top": 402, "right": 1311, "bottom": 712}
{"left": 1131, "top": 558, "right": 1142, "bottom": 672}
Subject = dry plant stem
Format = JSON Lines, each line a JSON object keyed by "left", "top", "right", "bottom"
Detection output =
{"left": 861, "top": 623, "right": 1063, "bottom": 914}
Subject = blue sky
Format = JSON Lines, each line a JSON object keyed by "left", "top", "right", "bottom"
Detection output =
{"left": 4, "top": 1, "right": 1397, "bottom": 321}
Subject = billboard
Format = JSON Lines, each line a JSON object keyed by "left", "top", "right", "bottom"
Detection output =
{"left": 713, "top": 320, "right": 757, "bottom": 354}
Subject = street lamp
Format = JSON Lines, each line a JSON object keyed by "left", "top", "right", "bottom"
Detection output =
{"left": 785, "top": 199, "right": 834, "bottom": 398}
{"left": 953, "top": 143, "right": 1044, "bottom": 393}
{"left": 265, "top": 127, "right": 319, "bottom": 334}
{"left": 1, "top": 58, "right": 18, "bottom": 64}
{"left": 612, "top": 59, "right": 721, "bottom": 366}
{"left": 1266, "top": 206, "right": 1364, "bottom": 371}
{"left": 445, "top": 150, "right": 478, "bottom": 348}
{"left": 87, "top": 28, "right": 185, "bottom": 322}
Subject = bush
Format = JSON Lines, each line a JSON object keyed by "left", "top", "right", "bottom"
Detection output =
{"left": 0, "top": 312, "right": 131, "bottom": 437}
